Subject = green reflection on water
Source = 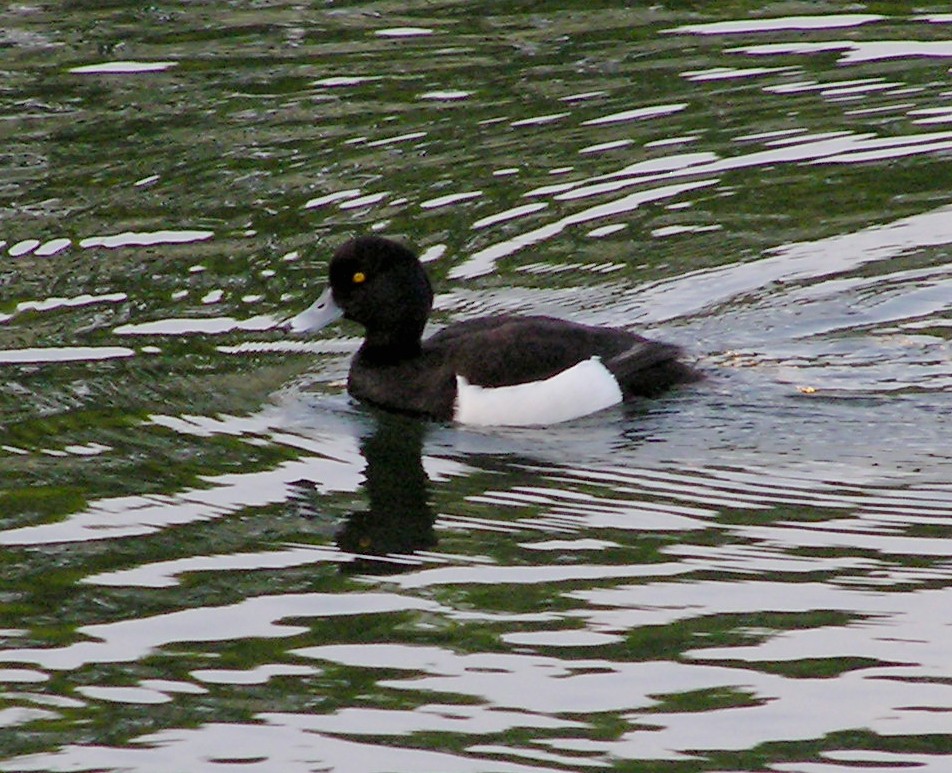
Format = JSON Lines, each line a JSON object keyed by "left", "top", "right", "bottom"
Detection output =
{"left": 2, "top": 0, "right": 952, "bottom": 770}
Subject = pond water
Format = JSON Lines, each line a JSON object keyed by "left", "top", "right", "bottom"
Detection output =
{"left": 2, "top": 2, "right": 952, "bottom": 771}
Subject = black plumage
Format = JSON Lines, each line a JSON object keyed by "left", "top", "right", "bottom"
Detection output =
{"left": 291, "top": 236, "right": 699, "bottom": 423}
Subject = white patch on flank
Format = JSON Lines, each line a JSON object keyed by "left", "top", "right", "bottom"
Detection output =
{"left": 453, "top": 356, "right": 623, "bottom": 427}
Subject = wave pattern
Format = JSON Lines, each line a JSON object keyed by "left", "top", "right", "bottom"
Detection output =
{"left": 1, "top": 4, "right": 951, "bottom": 772}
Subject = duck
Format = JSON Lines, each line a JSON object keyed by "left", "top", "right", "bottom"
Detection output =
{"left": 287, "top": 235, "right": 699, "bottom": 426}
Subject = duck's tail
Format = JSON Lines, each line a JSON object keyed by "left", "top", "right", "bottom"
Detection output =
{"left": 606, "top": 340, "right": 702, "bottom": 399}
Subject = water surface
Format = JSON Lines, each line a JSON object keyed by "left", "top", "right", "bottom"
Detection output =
{"left": 2, "top": 3, "right": 951, "bottom": 771}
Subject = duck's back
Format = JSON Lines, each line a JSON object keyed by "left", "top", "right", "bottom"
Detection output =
{"left": 428, "top": 314, "right": 694, "bottom": 396}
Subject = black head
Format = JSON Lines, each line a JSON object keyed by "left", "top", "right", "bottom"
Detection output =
{"left": 328, "top": 236, "right": 434, "bottom": 354}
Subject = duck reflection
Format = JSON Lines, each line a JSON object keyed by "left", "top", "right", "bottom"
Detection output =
{"left": 336, "top": 411, "right": 436, "bottom": 573}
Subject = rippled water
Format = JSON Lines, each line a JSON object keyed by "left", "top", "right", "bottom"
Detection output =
{"left": 2, "top": 3, "right": 951, "bottom": 772}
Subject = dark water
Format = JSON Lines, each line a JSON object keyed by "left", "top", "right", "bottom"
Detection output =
{"left": 2, "top": 3, "right": 951, "bottom": 771}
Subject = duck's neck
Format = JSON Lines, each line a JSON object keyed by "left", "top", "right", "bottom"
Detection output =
{"left": 359, "top": 326, "right": 423, "bottom": 364}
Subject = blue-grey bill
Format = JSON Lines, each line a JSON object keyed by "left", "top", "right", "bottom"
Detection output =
{"left": 287, "top": 287, "right": 343, "bottom": 333}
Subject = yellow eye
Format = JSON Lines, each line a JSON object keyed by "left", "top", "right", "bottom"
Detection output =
{"left": 352, "top": 271, "right": 366, "bottom": 284}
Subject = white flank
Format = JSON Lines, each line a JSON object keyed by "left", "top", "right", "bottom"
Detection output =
{"left": 454, "top": 356, "right": 623, "bottom": 426}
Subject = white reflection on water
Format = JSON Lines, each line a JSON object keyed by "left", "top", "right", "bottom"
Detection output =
{"left": 732, "top": 40, "right": 952, "bottom": 65}
{"left": 0, "top": 708, "right": 59, "bottom": 729}
{"left": 452, "top": 179, "right": 718, "bottom": 278}
{"left": 581, "top": 103, "right": 687, "bottom": 126}
{"left": 0, "top": 346, "right": 134, "bottom": 364}
{"left": 34, "top": 237, "right": 72, "bottom": 256}
{"left": 0, "top": 410, "right": 365, "bottom": 545}
{"left": 114, "top": 315, "right": 277, "bottom": 335}
{"left": 292, "top": 575, "right": 952, "bottom": 758}
{"left": 501, "top": 630, "right": 624, "bottom": 647}
{"left": 267, "top": 703, "right": 584, "bottom": 737}
{"left": 374, "top": 27, "right": 434, "bottom": 38}
{"left": 75, "top": 685, "right": 172, "bottom": 705}
{"left": 77, "top": 229, "right": 213, "bottom": 248}
{"left": 682, "top": 65, "right": 794, "bottom": 81}
{"left": 313, "top": 76, "right": 379, "bottom": 88}
{"left": 418, "top": 90, "right": 471, "bottom": 100}
{"left": 911, "top": 107, "right": 952, "bottom": 124}
{"left": 4, "top": 723, "right": 564, "bottom": 773}
{"left": 1, "top": 593, "right": 441, "bottom": 670}
{"left": 775, "top": 751, "right": 952, "bottom": 772}
{"left": 0, "top": 669, "right": 47, "bottom": 684}
{"left": 0, "top": 292, "right": 126, "bottom": 324}
{"left": 617, "top": 202, "right": 952, "bottom": 325}
{"left": 668, "top": 14, "right": 884, "bottom": 35}
{"left": 192, "top": 664, "right": 317, "bottom": 685}
{"left": 8, "top": 239, "right": 40, "bottom": 256}
{"left": 296, "top": 643, "right": 754, "bottom": 714}
{"left": 364, "top": 131, "right": 426, "bottom": 148}
{"left": 510, "top": 112, "right": 570, "bottom": 127}
{"left": 68, "top": 61, "right": 178, "bottom": 74}
{"left": 82, "top": 544, "right": 346, "bottom": 588}
{"left": 578, "top": 138, "right": 633, "bottom": 154}
{"left": 471, "top": 202, "right": 548, "bottom": 229}
{"left": 420, "top": 190, "right": 482, "bottom": 209}
{"left": 304, "top": 188, "right": 361, "bottom": 208}
{"left": 447, "top": 115, "right": 952, "bottom": 278}
{"left": 388, "top": 561, "right": 689, "bottom": 590}
{"left": 339, "top": 191, "right": 388, "bottom": 209}
{"left": 0, "top": 453, "right": 356, "bottom": 544}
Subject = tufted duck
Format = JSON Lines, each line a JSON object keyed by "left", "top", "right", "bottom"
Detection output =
{"left": 288, "top": 236, "right": 699, "bottom": 425}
